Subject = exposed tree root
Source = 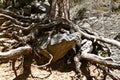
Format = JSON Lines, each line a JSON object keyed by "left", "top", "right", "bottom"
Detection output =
{"left": 66, "top": 19, "right": 120, "bottom": 49}
{"left": 0, "top": 45, "right": 32, "bottom": 62}
{"left": 32, "top": 53, "right": 53, "bottom": 68}
{"left": 0, "top": 9, "right": 120, "bottom": 80}
{"left": 79, "top": 40, "right": 120, "bottom": 69}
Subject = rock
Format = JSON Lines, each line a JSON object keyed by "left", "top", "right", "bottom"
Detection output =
{"left": 70, "top": 0, "right": 120, "bottom": 61}
{"left": 37, "top": 32, "right": 80, "bottom": 62}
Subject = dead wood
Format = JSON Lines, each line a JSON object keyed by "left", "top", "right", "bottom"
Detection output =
{"left": 0, "top": 45, "right": 32, "bottom": 62}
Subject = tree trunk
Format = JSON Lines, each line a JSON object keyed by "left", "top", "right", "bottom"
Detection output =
{"left": 49, "top": 0, "right": 70, "bottom": 20}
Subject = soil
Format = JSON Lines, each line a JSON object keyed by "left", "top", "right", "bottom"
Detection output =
{"left": 0, "top": 58, "right": 120, "bottom": 80}
{"left": 0, "top": 58, "right": 76, "bottom": 80}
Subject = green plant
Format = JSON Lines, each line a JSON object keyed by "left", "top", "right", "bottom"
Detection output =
{"left": 0, "top": 1, "right": 3, "bottom": 8}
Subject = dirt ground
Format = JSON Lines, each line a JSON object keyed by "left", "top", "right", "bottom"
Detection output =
{"left": 0, "top": 59, "right": 76, "bottom": 80}
{"left": 0, "top": 58, "right": 120, "bottom": 80}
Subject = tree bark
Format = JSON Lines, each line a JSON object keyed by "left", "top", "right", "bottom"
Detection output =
{"left": 0, "top": 45, "right": 32, "bottom": 62}
{"left": 49, "top": 0, "right": 70, "bottom": 20}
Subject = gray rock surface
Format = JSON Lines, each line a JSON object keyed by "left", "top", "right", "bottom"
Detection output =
{"left": 70, "top": 1, "right": 120, "bottom": 61}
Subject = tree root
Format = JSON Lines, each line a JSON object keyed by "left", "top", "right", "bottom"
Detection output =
{"left": 81, "top": 46, "right": 120, "bottom": 70}
{"left": 0, "top": 45, "right": 32, "bottom": 62}
{"left": 0, "top": 13, "right": 29, "bottom": 26}
{"left": 0, "top": 9, "right": 120, "bottom": 79}
{"left": 66, "top": 19, "right": 120, "bottom": 49}
{"left": 32, "top": 53, "right": 53, "bottom": 68}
